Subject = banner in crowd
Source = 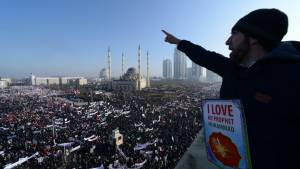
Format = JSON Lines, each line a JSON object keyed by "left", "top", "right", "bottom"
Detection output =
{"left": 202, "top": 99, "right": 252, "bottom": 169}
{"left": 4, "top": 152, "right": 39, "bottom": 169}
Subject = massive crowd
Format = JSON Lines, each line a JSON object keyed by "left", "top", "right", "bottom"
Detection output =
{"left": 0, "top": 84, "right": 219, "bottom": 169}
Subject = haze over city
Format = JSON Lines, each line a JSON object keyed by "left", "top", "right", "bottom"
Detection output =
{"left": 1, "top": 0, "right": 299, "bottom": 78}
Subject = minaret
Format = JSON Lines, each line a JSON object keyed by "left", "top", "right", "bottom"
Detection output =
{"left": 138, "top": 45, "right": 141, "bottom": 90}
{"left": 122, "top": 52, "right": 124, "bottom": 76}
{"left": 108, "top": 47, "right": 112, "bottom": 80}
{"left": 146, "top": 51, "right": 150, "bottom": 87}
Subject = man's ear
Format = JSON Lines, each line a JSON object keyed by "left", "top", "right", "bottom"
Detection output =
{"left": 249, "top": 37, "right": 259, "bottom": 46}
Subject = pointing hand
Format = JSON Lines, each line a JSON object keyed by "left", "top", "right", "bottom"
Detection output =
{"left": 162, "top": 30, "right": 181, "bottom": 45}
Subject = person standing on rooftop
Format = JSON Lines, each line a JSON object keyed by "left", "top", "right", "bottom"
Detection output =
{"left": 163, "top": 8, "right": 300, "bottom": 169}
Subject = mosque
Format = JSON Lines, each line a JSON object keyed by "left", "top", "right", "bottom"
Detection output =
{"left": 99, "top": 45, "right": 150, "bottom": 91}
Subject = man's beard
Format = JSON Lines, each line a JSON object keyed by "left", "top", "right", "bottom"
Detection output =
{"left": 229, "top": 37, "right": 250, "bottom": 65}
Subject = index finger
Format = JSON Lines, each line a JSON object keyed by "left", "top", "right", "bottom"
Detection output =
{"left": 161, "top": 30, "right": 170, "bottom": 36}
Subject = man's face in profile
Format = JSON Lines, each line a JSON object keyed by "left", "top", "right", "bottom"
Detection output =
{"left": 226, "top": 30, "right": 250, "bottom": 65}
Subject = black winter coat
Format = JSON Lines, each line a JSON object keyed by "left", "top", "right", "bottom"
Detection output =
{"left": 178, "top": 40, "right": 300, "bottom": 169}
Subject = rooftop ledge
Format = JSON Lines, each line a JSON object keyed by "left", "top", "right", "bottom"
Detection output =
{"left": 175, "top": 128, "right": 219, "bottom": 169}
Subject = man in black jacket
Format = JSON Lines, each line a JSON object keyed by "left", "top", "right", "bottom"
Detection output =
{"left": 163, "top": 8, "right": 300, "bottom": 168}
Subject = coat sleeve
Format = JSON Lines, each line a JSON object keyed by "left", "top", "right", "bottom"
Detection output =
{"left": 177, "top": 40, "right": 230, "bottom": 77}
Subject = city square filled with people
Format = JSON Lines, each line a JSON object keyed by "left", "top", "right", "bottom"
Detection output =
{"left": 0, "top": 83, "right": 219, "bottom": 169}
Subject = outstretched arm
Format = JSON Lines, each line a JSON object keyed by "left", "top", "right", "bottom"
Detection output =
{"left": 162, "top": 30, "right": 231, "bottom": 77}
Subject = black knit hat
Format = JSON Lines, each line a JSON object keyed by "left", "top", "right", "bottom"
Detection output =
{"left": 232, "top": 8, "right": 288, "bottom": 50}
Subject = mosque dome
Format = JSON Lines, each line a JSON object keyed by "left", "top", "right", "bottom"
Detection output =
{"left": 121, "top": 67, "right": 140, "bottom": 81}
{"left": 127, "top": 67, "right": 137, "bottom": 75}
